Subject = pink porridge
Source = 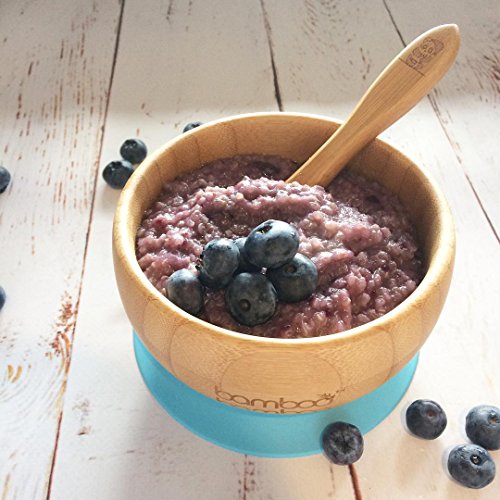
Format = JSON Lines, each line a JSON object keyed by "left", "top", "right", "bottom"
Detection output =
{"left": 136, "top": 155, "right": 422, "bottom": 339}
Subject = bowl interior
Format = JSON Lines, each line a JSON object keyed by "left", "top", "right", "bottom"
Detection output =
{"left": 122, "top": 113, "right": 447, "bottom": 283}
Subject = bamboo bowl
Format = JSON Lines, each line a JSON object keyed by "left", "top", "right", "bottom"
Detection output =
{"left": 113, "top": 112, "right": 455, "bottom": 414}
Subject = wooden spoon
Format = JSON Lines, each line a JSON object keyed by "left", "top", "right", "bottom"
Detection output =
{"left": 287, "top": 24, "right": 460, "bottom": 186}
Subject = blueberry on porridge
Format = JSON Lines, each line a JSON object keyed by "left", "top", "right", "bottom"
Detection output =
{"left": 136, "top": 155, "right": 422, "bottom": 338}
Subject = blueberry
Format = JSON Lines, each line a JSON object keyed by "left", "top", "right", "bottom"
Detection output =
{"left": 199, "top": 267, "right": 233, "bottom": 289}
{"left": 225, "top": 273, "right": 277, "bottom": 326}
{"left": 165, "top": 269, "right": 203, "bottom": 315}
{"left": 448, "top": 444, "right": 496, "bottom": 489}
{"left": 102, "top": 160, "right": 134, "bottom": 189}
{"left": 182, "top": 121, "right": 203, "bottom": 133}
{"left": 0, "top": 286, "right": 6, "bottom": 310}
{"left": 235, "top": 238, "right": 260, "bottom": 273}
{"left": 0, "top": 166, "right": 11, "bottom": 194}
{"left": 466, "top": 405, "right": 500, "bottom": 450}
{"left": 267, "top": 253, "right": 317, "bottom": 302}
{"left": 245, "top": 220, "right": 299, "bottom": 269}
{"left": 405, "top": 399, "right": 447, "bottom": 439}
{"left": 321, "top": 422, "right": 364, "bottom": 465}
{"left": 119, "top": 138, "right": 147, "bottom": 164}
{"left": 199, "top": 239, "right": 239, "bottom": 289}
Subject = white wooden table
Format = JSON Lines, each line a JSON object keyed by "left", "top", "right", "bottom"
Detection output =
{"left": 1, "top": 1, "right": 499, "bottom": 498}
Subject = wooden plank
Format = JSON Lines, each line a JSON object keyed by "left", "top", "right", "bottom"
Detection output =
{"left": 0, "top": 1, "right": 122, "bottom": 498}
{"left": 238, "top": 456, "right": 355, "bottom": 499}
{"left": 48, "top": 0, "right": 355, "bottom": 498}
{"left": 384, "top": 0, "right": 500, "bottom": 239}
{"left": 262, "top": 0, "right": 500, "bottom": 498}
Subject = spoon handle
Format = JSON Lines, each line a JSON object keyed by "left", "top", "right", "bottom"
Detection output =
{"left": 287, "top": 24, "right": 460, "bottom": 187}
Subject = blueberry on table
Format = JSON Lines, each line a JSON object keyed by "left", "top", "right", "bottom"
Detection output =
{"left": 102, "top": 160, "right": 134, "bottom": 189}
{"left": 405, "top": 399, "right": 447, "bottom": 439}
{"left": 234, "top": 237, "right": 260, "bottom": 273}
{"left": 119, "top": 138, "right": 147, "bottom": 164}
{"left": 182, "top": 121, "right": 203, "bottom": 133}
{"left": 267, "top": 253, "right": 317, "bottom": 302}
{"left": 0, "top": 166, "right": 11, "bottom": 194}
{"left": 447, "top": 444, "right": 496, "bottom": 489}
{"left": 245, "top": 220, "right": 299, "bottom": 269}
{"left": 321, "top": 422, "right": 364, "bottom": 465}
{"left": 466, "top": 405, "right": 500, "bottom": 450}
{"left": 0, "top": 286, "right": 6, "bottom": 310}
{"left": 165, "top": 269, "right": 203, "bottom": 315}
{"left": 199, "top": 239, "right": 240, "bottom": 289}
{"left": 225, "top": 273, "right": 277, "bottom": 326}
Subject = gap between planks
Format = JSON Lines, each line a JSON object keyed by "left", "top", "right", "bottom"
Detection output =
{"left": 382, "top": 0, "right": 500, "bottom": 246}
{"left": 259, "top": 0, "right": 283, "bottom": 111}
{"left": 44, "top": 0, "right": 128, "bottom": 498}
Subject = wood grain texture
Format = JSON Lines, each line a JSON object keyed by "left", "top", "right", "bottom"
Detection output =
{"left": 261, "top": 0, "right": 500, "bottom": 497}
{"left": 0, "top": 1, "right": 122, "bottom": 498}
{"left": 289, "top": 24, "right": 460, "bottom": 186}
{"left": 385, "top": 0, "right": 500, "bottom": 239}
{"left": 47, "top": 1, "right": 354, "bottom": 498}
{"left": 112, "top": 113, "right": 454, "bottom": 411}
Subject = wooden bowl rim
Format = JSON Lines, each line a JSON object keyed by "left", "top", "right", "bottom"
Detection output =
{"left": 113, "top": 111, "right": 455, "bottom": 348}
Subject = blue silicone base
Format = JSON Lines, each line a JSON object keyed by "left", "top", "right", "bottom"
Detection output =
{"left": 134, "top": 333, "right": 418, "bottom": 458}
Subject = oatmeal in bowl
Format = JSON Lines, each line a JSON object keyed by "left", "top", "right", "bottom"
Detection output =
{"left": 136, "top": 154, "right": 423, "bottom": 339}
